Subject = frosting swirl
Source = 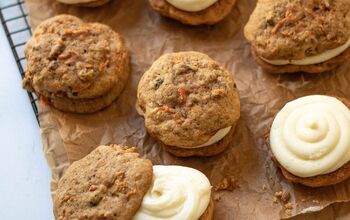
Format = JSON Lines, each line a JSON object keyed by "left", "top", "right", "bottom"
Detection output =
{"left": 133, "top": 165, "right": 211, "bottom": 220}
{"left": 270, "top": 95, "right": 350, "bottom": 177}
{"left": 166, "top": 0, "right": 218, "bottom": 12}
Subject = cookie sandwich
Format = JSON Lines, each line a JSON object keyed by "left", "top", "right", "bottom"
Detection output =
{"left": 148, "top": 0, "right": 237, "bottom": 25}
{"left": 23, "top": 15, "right": 129, "bottom": 113}
{"left": 267, "top": 95, "right": 350, "bottom": 187}
{"left": 244, "top": 0, "right": 350, "bottom": 74}
{"left": 54, "top": 144, "right": 213, "bottom": 220}
{"left": 56, "top": 0, "right": 111, "bottom": 7}
{"left": 137, "top": 51, "right": 240, "bottom": 157}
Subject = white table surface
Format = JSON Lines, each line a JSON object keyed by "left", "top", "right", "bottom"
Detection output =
{"left": 0, "top": 17, "right": 54, "bottom": 220}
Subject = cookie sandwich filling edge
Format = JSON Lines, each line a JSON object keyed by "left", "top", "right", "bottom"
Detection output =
{"left": 260, "top": 38, "right": 350, "bottom": 66}
{"left": 166, "top": 0, "right": 218, "bottom": 12}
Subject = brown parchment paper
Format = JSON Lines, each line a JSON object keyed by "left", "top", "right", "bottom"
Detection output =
{"left": 25, "top": 0, "right": 350, "bottom": 219}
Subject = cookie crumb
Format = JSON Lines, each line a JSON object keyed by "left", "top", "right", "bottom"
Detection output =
{"left": 285, "top": 209, "right": 292, "bottom": 216}
{"left": 284, "top": 202, "right": 293, "bottom": 209}
{"left": 213, "top": 193, "right": 222, "bottom": 201}
{"left": 273, "top": 197, "right": 278, "bottom": 203}
{"left": 274, "top": 190, "right": 290, "bottom": 202}
{"left": 281, "top": 191, "right": 290, "bottom": 202}
{"left": 274, "top": 191, "right": 283, "bottom": 197}
{"left": 214, "top": 176, "right": 238, "bottom": 191}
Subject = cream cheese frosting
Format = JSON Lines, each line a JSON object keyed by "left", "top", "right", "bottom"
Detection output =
{"left": 57, "top": 0, "right": 96, "bottom": 4}
{"left": 133, "top": 165, "right": 211, "bottom": 220}
{"left": 270, "top": 95, "right": 350, "bottom": 178}
{"left": 166, "top": 0, "right": 218, "bottom": 12}
{"left": 260, "top": 38, "right": 350, "bottom": 66}
{"left": 188, "top": 126, "right": 232, "bottom": 148}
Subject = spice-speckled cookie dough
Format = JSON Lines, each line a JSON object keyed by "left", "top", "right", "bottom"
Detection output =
{"left": 23, "top": 15, "right": 129, "bottom": 113}
{"left": 137, "top": 51, "right": 240, "bottom": 157}
{"left": 148, "top": 0, "right": 237, "bottom": 25}
{"left": 244, "top": 0, "right": 350, "bottom": 74}
{"left": 54, "top": 144, "right": 153, "bottom": 220}
{"left": 56, "top": 0, "right": 111, "bottom": 7}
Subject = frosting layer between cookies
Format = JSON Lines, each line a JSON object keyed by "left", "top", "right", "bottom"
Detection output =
{"left": 166, "top": 0, "right": 218, "bottom": 12}
{"left": 57, "top": 0, "right": 96, "bottom": 3}
{"left": 260, "top": 38, "right": 350, "bottom": 66}
{"left": 133, "top": 165, "right": 211, "bottom": 220}
{"left": 189, "top": 126, "right": 231, "bottom": 148}
{"left": 270, "top": 95, "right": 350, "bottom": 177}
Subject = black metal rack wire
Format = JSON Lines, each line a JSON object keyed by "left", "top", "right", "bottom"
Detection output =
{"left": 0, "top": 0, "right": 39, "bottom": 123}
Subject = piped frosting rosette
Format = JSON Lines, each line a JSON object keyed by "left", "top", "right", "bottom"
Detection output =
{"left": 270, "top": 95, "right": 350, "bottom": 178}
{"left": 133, "top": 165, "right": 211, "bottom": 220}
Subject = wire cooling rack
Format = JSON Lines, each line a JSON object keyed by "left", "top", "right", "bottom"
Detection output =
{"left": 0, "top": 0, "right": 39, "bottom": 123}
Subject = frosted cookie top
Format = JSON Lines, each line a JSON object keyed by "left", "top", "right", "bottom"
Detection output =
{"left": 133, "top": 165, "right": 212, "bottom": 220}
{"left": 270, "top": 95, "right": 350, "bottom": 177}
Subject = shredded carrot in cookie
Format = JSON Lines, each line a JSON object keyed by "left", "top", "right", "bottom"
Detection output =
{"left": 172, "top": 115, "right": 182, "bottom": 124}
{"left": 272, "top": 0, "right": 330, "bottom": 34}
{"left": 59, "top": 51, "right": 79, "bottom": 60}
{"left": 174, "top": 55, "right": 184, "bottom": 64}
{"left": 63, "top": 28, "right": 88, "bottom": 36}
{"left": 98, "top": 60, "right": 109, "bottom": 72}
{"left": 178, "top": 87, "right": 188, "bottom": 103}
{"left": 39, "top": 95, "right": 49, "bottom": 105}
{"left": 89, "top": 185, "right": 98, "bottom": 192}
{"left": 126, "top": 189, "right": 137, "bottom": 199}
{"left": 159, "top": 105, "right": 173, "bottom": 113}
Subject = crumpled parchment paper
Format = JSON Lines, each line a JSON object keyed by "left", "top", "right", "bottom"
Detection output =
{"left": 25, "top": 0, "right": 350, "bottom": 219}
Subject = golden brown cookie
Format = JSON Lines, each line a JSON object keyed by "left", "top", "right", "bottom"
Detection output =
{"left": 137, "top": 51, "right": 240, "bottom": 157}
{"left": 54, "top": 144, "right": 153, "bottom": 220}
{"left": 244, "top": 0, "right": 350, "bottom": 74}
{"left": 266, "top": 97, "right": 350, "bottom": 187}
{"left": 148, "top": 0, "right": 237, "bottom": 25}
{"left": 56, "top": 0, "right": 111, "bottom": 7}
{"left": 23, "top": 15, "right": 129, "bottom": 113}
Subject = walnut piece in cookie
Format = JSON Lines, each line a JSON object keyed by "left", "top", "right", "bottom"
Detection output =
{"left": 137, "top": 51, "right": 240, "bottom": 157}
{"left": 23, "top": 15, "right": 129, "bottom": 113}
{"left": 54, "top": 144, "right": 153, "bottom": 220}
